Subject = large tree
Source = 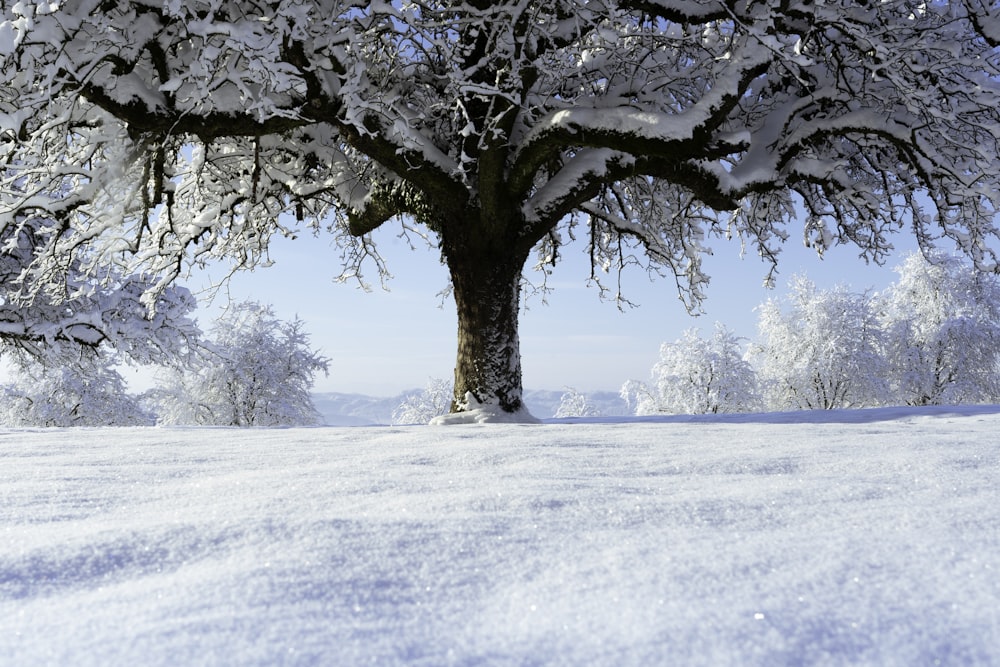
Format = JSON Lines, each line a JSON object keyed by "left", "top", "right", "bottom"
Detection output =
{"left": 879, "top": 252, "right": 1000, "bottom": 405}
{"left": 2, "top": 1, "right": 1000, "bottom": 418}
{"left": 753, "top": 277, "right": 889, "bottom": 410}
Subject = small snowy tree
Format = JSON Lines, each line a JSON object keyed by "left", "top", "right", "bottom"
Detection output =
{"left": 619, "top": 379, "right": 652, "bottom": 417}
{"left": 753, "top": 277, "right": 889, "bottom": 410}
{"left": 879, "top": 253, "right": 1000, "bottom": 405}
{"left": 554, "top": 387, "right": 603, "bottom": 419}
{"left": 154, "top": 302, "right": 329, "bottom": 427}
{"left": 392, "top": 378, "right": 453, "bottom": 425}
{"left": 624, "top": 324, "right": 761, "bottom": 415}
{"left": 0, "top": 352, "right": 153, "bottom": 427}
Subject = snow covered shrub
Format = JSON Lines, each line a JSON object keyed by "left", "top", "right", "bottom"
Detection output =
{"left": 753, "top": 277, "right": 889, "bottom": 410}
{"left": 154, "top": 302, "right": 329, "bottom": 426}
{"left": 392, "top": 378, "right": 453, "bottom": 425}
{"left": 878, "top": 253, "right": 1000, "bottom": 405}
{"left": 623, "top": 324, "right": 761, "bottom": 415}
{"left": 554, "top": 387, "right": 603, "bottom": 418}
{"left": 0, "top": 354, "right": 153, "bottom": 427}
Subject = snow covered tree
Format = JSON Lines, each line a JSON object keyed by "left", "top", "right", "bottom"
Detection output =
{"left": 3, "top": 2, "right": 1000, "bottom": 419}
{"left": 623, "top": 324, "right": 760, "bottom": 415}
{"left": 391, "top": 377, "right": 453, "bottom": 425}
{"left": 0, "top": 217, "right": 201, "bottom": 364}
{"left": 153, "top": 301, "right": 329, "bottom": 426}
{"left": 554, "top": 387, "right": 603, "bottom": 418}
{"left": 0, "top": 217, "right": 198, "bottom": 426}
{"left": 0, "top": 352, "right": 153, "bottom": 426}
{"left": 879, "top": 253, "right": 1000, "bottom": 405}
{"left": 753, "top": 277, "right": 889, "bottom": 410}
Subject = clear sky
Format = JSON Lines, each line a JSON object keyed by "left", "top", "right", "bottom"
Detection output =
{"left": 150, "top": 219, "right": 921, "bottom": 397}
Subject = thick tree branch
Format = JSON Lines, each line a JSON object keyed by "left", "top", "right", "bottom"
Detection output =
{"left": 509, "top": 50, "right": 770, "bottom": 200}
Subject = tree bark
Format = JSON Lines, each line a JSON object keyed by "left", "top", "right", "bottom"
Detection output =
{"left": 445, "top": 243, "right": 529, "bottom": 414}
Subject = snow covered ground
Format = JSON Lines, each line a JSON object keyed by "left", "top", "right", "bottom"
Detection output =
{"left": 311, "top": 389, "right": 630, "bottom": 425}
{"left": 3, "top": 406, "right": 1000, "bottom": 666}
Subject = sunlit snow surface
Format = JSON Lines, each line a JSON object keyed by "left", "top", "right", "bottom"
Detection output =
{"left": 3, "top": 406, "right": 1000, "bottom": 666}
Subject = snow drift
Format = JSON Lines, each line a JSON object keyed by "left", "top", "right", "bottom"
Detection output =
{"left": 3, "top": 406, "right": 999, "bottom": 665}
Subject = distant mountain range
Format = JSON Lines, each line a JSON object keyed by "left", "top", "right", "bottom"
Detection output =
{"left": 311, "top": 389, "right": 630, "bottom": 426}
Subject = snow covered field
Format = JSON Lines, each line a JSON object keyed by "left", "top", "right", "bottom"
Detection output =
{"left": 3, "top": 406, "right": 1000, "bottom": 666}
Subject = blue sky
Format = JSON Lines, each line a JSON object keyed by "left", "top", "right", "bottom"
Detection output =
{"left": 162, "top": 221, "right": 921, "bottom": 397}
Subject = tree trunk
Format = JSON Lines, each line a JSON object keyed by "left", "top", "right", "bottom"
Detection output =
{"left": 445, "top": 245, "right": 528, "bottom": 415}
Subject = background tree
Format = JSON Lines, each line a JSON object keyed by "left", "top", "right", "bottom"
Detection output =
{"left": 391, "top": 377, "right": 453, "bottom": 425}
{"left": 0, "top": 216, "right": 198, "bottom": 427}
{"left": 623, "top": 324, "right": 761, "bottom": 415}
{"left": 3, "top": 1, "right": 1000, "bottom": 419}
{"left": 0, "top": 352, "right": 153, "bottom": 427}
{"left": 153, "top": 301, "right": 329, "bottom": 426}
{"left": 753, "top": 277, "right": 889, "bottom": 410}
{"left": 879, "top": 253, "right": 1000, "bottom": 405}
{"left": 554, "top": 387, "right": 604, "bottom": 419}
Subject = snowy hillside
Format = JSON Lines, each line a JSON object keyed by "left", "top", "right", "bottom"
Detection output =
{"left": 310, "top": 391, "right": 405, "bottom": 425}
{"left": 312, "top": 389, "right": 629, "bottom": 425}
{"left": 3, "top": 407, "right": 1000, "bottom": 665}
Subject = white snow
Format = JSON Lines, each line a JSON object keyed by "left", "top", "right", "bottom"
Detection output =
{"left": 523, "top": 148, "right": 630, "bottom": 223}
{"left": 0, "top": 20, "right": 19, "bottom": 56}
{"left": 429, "top": 392, "right": 541, "bottom": 425}
{"left": 3, "top": 406, "right": 1000, "bottom": 665}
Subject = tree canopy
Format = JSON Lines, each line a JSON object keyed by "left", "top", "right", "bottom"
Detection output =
{"left": 2, "top": 0, "right": 1000, "bottom": 417}
{"left": 0, "top": 216, "right": 200, "bottom": 363}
